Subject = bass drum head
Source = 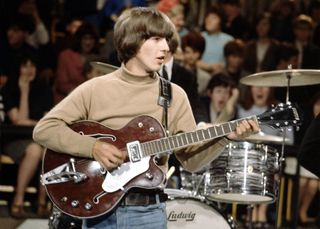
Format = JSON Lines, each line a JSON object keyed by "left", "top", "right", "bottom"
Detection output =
{"left": 207, "top": 193, "right": 274, "bottom": 204}
{"left": 166, "top": 198, "right": 234, "bottom": 229}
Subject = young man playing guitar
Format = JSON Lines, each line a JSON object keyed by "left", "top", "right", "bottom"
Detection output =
{"left": 33, "top": 7, "right": 259, "bottom": 229}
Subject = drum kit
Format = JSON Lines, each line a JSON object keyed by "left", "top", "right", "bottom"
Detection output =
{"left": 48, "top": 64, "right": 320, "bottom": 229}
{"left": 165, "top": 67, "right": 320, "bottom": 229}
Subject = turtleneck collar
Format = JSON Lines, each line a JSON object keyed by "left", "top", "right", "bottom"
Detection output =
{"left": 116, "top": 64, "right": 158, "bottom": 85}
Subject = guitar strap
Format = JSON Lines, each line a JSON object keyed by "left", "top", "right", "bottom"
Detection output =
{"left": 158, "top": 76, "right": 172, "bottom": 136}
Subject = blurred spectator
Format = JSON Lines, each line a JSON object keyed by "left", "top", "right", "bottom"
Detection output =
{"left": 179, "top": 0, "right": 200, "bottom": 31}
{"left": 54, "top": 16, "right": 84, "bottom": 56}
{"left": 0, "top": 13, "right": 37, "bottom": 82}
{"left": 101, "top": 0, "right": 148, "bottom": 33}
{"left": 198, "top": 6, "right": 233, "bottom": 74}
{"left": 18, "top": 0, "right": 49, "bottom": 49}
{"left": 199, "top": 73, "right": 238, "bottom": 124}
{"left": 291, "top": 15, "right": 320, "bottom": 136}
{"left": 219, "top": 0, "right": 251, "bottom": 41}
{"left": 293, "top": 14, "right": 320, "bottom": 69}
{"left": 181, "top": 31, "right": 211, "bottom": 96}
{"left": 2, "top": 54, "right": 53, "bottom": 218}
{"left": 276, "top": 43, "right": 299, "bottom": 70}
{"left": 157, "top": 1, "right": 188, "bottom": 37}
{"left": 54, "top": 22, "right": 100, "bottom": 104}
{"left": 221, "top": 39, "right": 245, "bottom": 84}
{"left": 274, "top": 43, "right": 299, "bottom": 102}
{"left": 270, "top": 0, "right": 295, "bottom": 42}
{"left": 243, "top": 13, "right": 279, "bottom": 74}
{"left": 161, "top": 31, "right": 201, "bottom": 122}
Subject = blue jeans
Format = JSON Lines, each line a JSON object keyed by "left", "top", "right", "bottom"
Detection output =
{"left": 82, "top": 203, "right": 167, "bottom": 229}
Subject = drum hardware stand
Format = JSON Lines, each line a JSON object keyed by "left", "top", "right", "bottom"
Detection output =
{"left": 246, "top": 204, "right": 255, "bottom": 229}
{"left": 275, "top": 65, "right": 299, "bottom": 229}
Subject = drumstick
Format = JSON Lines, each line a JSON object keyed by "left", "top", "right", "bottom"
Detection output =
{"left": 166, "top": 166, "right": 175, "bottom": 179}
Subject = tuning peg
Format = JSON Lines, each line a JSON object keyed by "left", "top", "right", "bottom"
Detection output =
{"left": 271, "top": 104, "right": 275, "bottom": 108}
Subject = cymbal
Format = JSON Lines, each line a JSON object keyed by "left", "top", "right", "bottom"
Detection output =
{"left": 90, "top": 62, "right": 119, "bottom": 74}
{"left": 245, "top": 131, "right": 291, "bottom": 144}
{"left": 240, "top": 69, "right": 320, "bottom": 87}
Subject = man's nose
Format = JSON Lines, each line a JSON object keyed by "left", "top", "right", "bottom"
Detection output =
{"left": 160, "top": 38, "right": 170, "bottom": 51}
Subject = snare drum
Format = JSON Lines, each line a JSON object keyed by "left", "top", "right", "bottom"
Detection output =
{"left": 165, "top": 189, "right": 235, "bottom": 229}
{"left": 204, "top": 141, "right": 279, "bottom": 204}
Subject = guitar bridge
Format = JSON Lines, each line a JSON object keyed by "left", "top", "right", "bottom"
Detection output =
{"left": 41, "top": 158, "right": 88, "bottom": 185}
{"left": 127, "top": 141, "right": 142, "bottom": 163}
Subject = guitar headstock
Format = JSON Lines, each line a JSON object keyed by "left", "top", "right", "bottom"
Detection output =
{"left": 257, "top": 103, "right": 302, "bottom": 128}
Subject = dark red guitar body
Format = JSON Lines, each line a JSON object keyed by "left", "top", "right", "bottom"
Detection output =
{"left": 42, "top": 116, "right": 166, "bottom": 218}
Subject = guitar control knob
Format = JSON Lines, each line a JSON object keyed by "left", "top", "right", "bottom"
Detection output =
{"left": 71, "top": 200, "right": 79, "bottom": 208}
{"left": 84, "top": 203, "right": 92, "bottom": 210}
{"left": 145, "top": 172, "right": 153, "bottom": 180}
{"left": 61, "top": 196, "right": 68, "bottom": 203}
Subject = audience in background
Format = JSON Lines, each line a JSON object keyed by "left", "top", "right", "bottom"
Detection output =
{"left": 243, "top": 13, "right": 279, "bottom": 74}
{"left": 54, "top": 22, "right": 100, "bottom": 104}
{"left": 221, "top": 39, "right": 245, "bottom": 84}
{"left": 157, "top": 2, "right": 188, "bottom": 38}
{"left": 17, "top": 0, "right": 50, "bottom": 49}
{"left": 2, "top": 55, "right": 53, "bottom": 218}
{"left": 220, "top": 0, "right": 251, "bottom": 41}
{"left": 181, "top": 31, "right": 211, "bottom": 96}
{"left": 0, "top": 13, "right": 37, "bottom": 82}
{"left": 198, "top": 6, "right": 233, "bottom": 74}
{"left": 199, "top": 73, "right": 238, "bottom": 124}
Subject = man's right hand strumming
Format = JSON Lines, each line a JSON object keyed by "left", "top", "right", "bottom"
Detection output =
{"left": 92, "top": 140, "right": 126, "bottom": 171}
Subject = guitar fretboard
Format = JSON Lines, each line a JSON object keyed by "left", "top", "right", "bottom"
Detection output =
{"left": 140, "top": 116, "right": 257, "bottom": 157}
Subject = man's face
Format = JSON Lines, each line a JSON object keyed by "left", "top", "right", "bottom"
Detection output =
{"left": 126, "top": 36, "right": 169, "bottom": 74}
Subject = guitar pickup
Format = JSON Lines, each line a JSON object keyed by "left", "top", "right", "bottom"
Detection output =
{"left": 127, "top": 141, "right": 143, "bottom": 163}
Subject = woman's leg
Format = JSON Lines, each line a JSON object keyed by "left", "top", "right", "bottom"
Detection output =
{"left": 299, "top": 178, "right": 318, "bottom": 222}
{"left": 11, "top": 143, "right": 43, "bottom": 215}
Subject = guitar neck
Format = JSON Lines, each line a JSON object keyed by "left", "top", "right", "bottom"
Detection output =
{"left": 140, "top": 116, "right": 258, "bottom": 157}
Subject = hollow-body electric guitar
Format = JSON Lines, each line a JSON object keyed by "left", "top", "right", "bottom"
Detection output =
{"left": 41, "top": 103, "right": 301, "bottom": 218}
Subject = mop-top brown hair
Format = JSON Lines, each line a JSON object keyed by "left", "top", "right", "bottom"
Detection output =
{"left": 114, "top": 7, "right": 178, "bottom": 63}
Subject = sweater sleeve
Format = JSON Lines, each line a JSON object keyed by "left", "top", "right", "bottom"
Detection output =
{"left": 170, "top": 85, "right": 229, "bottom": 172}
{"left": 33, "top": 80, "right": 96, "bottom": 158}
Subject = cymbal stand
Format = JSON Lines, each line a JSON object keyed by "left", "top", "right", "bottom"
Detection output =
{"left": 275, "top": 65, "right": 296, "bottom": 228}
{"left": 246, "top": 204, "right": 255, "bottom": 229}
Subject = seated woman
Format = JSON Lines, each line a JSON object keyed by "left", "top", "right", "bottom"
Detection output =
{"left": 2, "top": 54, "right": 53, "bottom": 218}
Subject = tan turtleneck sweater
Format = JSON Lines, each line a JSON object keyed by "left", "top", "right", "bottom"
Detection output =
{"left": 33, "top": 66, "right": 229, "bottom": 173}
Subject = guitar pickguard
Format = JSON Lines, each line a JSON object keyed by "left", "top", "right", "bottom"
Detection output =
{"left": 102, "top": 157, "right": 150, "bottom": 192}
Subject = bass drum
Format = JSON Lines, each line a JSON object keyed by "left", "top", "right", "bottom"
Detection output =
{"left": 165, "top": 189, "right": 235, "bottom": 229}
